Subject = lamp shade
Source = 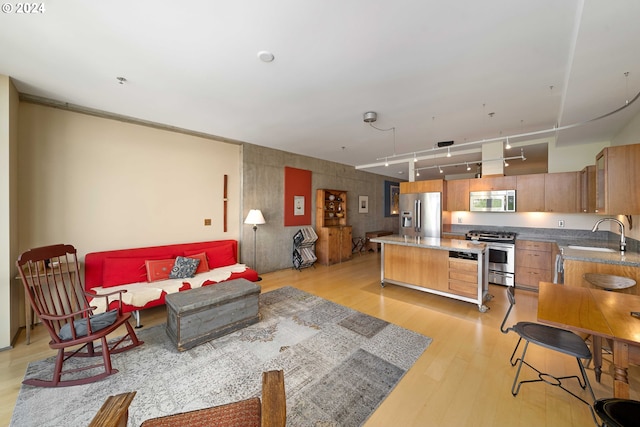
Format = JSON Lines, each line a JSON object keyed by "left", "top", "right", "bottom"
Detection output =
{"left": 244, "top": 209, "right": 266, "bottom": 226}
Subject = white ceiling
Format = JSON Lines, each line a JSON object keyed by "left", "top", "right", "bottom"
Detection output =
{"left": 2, "top": 0, "right": 640, "bottom": 180}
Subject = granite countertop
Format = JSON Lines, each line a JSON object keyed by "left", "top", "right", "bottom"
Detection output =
{"left": 370, "top": 235, "right": 487, "bottom": 254}
{"left": 444, "top": 225, "right": 640, "bottom": 267}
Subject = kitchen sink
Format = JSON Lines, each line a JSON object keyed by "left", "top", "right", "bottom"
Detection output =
{"left": 567, "top": 245, "right": 615, "bottom": 253}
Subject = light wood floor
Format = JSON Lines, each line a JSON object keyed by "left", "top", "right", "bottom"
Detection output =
{"left": 1, "top": 252, "right": 638, "bottom": 426}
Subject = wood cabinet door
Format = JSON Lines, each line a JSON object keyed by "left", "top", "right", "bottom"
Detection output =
{"left": 445, "top": 179, "right": 469, "bottom": 211}
{"left": 601, "top": 144, "right": 640, "bottom": 214}
{"left": 580, "top": 165, "right": 596, "bottom": 213}
{"left": 468, "top": 176, "right": 517, "bottom": 192}
{"left": 341, "top": 227, "right": 352, "bottom": 262}
{"left": 516, "top": 174, "right": 545, "bottom": 212}
{"left": 544, "top": 172, "right": 579, "bottom": 212}
{"left": 400, "top": 179, "right": 444, "bottom": 194}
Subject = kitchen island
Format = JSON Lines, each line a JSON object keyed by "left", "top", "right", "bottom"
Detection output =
{"left": 370, "top": 235, "right": 490, "bottom": 312}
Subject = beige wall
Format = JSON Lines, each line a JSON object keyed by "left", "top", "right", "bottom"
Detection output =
{"left": 17, "top": 103, "right": 242, "bottom": 258}
{"left": 1, "top": 76, "right": 20, "bottom": 349}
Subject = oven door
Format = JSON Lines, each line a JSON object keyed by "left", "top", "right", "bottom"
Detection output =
{"left": 486, "top": 242, "right": 515, "bottom": 273}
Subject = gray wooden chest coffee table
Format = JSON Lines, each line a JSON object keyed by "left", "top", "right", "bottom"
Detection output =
{"left": 165, "top": 278, "right": 261, "bottom": 351}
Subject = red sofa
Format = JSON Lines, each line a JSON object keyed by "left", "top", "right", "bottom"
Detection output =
{"left": 84, "top": 240, "right": 259, "bottom": 327}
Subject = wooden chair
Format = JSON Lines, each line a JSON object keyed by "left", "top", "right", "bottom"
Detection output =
{"left": 90, "top": 370, "right": 287, "bottom": 427}
{"left": 16, "top": 244, "right": 143, "bottom": 387}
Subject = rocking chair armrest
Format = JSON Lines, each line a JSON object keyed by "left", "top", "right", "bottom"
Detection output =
{"left": 85, "top": 288, "right": 128, "bottom": 298}
{"left": 38, "top": 306, "right": 93, "bottom": 321}
{"left": 85, "top": 289, "right": 127, "bottom": 312}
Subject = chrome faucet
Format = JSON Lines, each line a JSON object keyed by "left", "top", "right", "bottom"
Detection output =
{"left": 591, "top": 218, "right": 626, "bottom": 252}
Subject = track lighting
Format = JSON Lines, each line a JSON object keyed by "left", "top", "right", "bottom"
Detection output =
{"left": 446, "top": 147, "right": 451, "bottom": 157}
{"left": 466, "top": 162, "right": 471, "bottom": 171}
{"left": 414, "top": 153, "right": 418, "bottom": 162}
{"left": 438, "top": 166, "right": 443, "bottom": 174}
{"left": 504, "top": 159, "right": 509, "bottom": 167}
{"left": 505, "top": 137, "right": 511, "bottom": 150}
{"left": 385, "top": 157, "right": 389, "bottom": 167}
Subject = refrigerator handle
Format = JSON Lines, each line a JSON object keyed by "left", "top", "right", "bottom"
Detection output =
{"left": 415, "top": 199, "right": 421, "bottom": 232}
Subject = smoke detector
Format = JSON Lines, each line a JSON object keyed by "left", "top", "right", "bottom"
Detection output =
{"left": 363, "top": 111, "right": 377, "bottom": 123}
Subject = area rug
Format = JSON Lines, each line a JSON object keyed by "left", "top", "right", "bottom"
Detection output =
{"left": 12, "top": 286, "right": 432, "bottom": 426}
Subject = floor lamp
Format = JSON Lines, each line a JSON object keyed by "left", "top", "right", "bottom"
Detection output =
{"left": 244, "top": 209, "right": 266, "bottom": 281}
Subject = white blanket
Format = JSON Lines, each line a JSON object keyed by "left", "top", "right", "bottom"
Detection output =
{"left": 88, "top": 263, "right": 249, "bottom": 313}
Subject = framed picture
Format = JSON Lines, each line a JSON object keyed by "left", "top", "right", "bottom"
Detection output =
{"left": 359, "top": 195, "right": 369, "bottom": 213}
{"left": 294, "top": 196, "right": 305, "bottom": 216}
{"left": 384, "top": 180, "right": 400, "bottom": 217}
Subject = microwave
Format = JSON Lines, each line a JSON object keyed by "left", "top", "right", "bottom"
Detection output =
{"left": 469, "top": 190, "right": 516, "bottom": 212}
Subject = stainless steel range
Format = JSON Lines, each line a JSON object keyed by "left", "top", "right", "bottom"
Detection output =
{"left": 465, "top": 230, "right": 516, "bottom": 287}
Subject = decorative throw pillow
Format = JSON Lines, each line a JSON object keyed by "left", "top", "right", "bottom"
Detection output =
{"left": 58, "top": 309, "right": 118, "bottom": 341}
{"left": 183, "top": 252, "right": 209, "bottom": 274}
{"left": 169, "top": 256, "right": 200, "bottom": 279}
{"left": 145, "top": 259, "right": 176, "bottom": 282}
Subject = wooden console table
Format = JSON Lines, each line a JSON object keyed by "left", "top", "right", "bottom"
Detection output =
{"left": 365, "top": 230, "right": 393, "bottom": 252}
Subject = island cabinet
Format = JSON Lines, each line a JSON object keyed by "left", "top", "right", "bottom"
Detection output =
{"left": 316, "top": 189, "right": 352, "bottom": 265}
{"left": 468, "top": 175, "right": 516, "bottom": 192}
{"left": 445, "top": 179, "right": 469, "bottom": 211}
{"left": 372, "top": 235, "right": 490, "bottom": 312}
{"left": 515, "top": 240, "right": 555, "bottom": 291}
{"left": 516, "top": 174, "right": 545, "bottom": 212}
{"left": 596, "top": 144, "right": 640, "bottom": 214}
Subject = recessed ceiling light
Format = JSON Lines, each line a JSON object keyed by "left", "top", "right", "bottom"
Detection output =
{"left": 257, "top": 51, "right": 275, "bottom": 63}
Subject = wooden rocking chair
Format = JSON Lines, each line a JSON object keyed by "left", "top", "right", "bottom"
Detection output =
{"left": 16, "top": 244, "right": 144, "bottom": 387}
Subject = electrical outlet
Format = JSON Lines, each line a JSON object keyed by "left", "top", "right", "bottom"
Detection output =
{"left": 558, "top": 219, "right": 565, "bottom": 228}
{"left": 458, "top": 217, "right": 462, "bottom": 224}
{"left": 204, "top": 218, "right": 212, "bottom": 226}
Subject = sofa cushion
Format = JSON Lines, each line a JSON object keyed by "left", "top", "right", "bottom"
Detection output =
{"left": 58, "top": 309, "right": 118, "bottom": 341}
{"left": 169, "top": 256, "right": 200, "bottom": 279}
{"left": 102, "top": 257, "right": 148, "bottom": 288}
{"left": 145, "top": 259, "right": 176, "bottom": 282}
{"left": 184, "top": 252, "right": 210, "bottom": 274}
{"left": 187, "top": 243, "right": 236, "bottom": 269}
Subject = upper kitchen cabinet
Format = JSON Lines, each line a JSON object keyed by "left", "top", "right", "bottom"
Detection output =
{"left": 580, "top": 165, "right": 596, "bottom": 213}
{"left": 400, "top": 179, "right": 445, "bottom": 194}
{"left": 596, "top": 144, "right": 640, "bottom": 214}
{"left": 516, "top": 174, "right": 545, "bottom": 212}
{"left": 545, "top": 172, "right": 580, "bottom": 213}
{"left": 445, "top": 179, "right": 469, "bottom": 211}
{"left": 468, "top": 175, "right": 516, "bottom": 192}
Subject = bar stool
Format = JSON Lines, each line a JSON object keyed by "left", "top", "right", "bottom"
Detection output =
{"left": 594, "top": 398, "right": 640, "bottom": 427}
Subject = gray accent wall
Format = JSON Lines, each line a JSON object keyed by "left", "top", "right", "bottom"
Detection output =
{"left": 241, "top": 143, "right": 399, "bottom": 274}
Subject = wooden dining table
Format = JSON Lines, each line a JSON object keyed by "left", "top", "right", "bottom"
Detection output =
{"left": 537, "top": 281, "right": 640, "bottom": 399}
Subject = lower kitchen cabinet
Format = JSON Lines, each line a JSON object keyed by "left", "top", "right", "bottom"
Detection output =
{"left": 316, "top": 226, "right": 352, "bottom": 265}
{"left": 515, "top": 240, "right": 555, "bottom": 291}
{"left": 448, "top": 257, "right": 478, "bottom": 298}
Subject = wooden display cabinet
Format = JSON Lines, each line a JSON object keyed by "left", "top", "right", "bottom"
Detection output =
{"left": 316, "top": 189, "right": 352, "bottom": 265}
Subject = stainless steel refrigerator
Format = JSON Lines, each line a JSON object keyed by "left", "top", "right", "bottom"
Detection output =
{"left": 399, "top": 192, "right": 442, "bottom": 237}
